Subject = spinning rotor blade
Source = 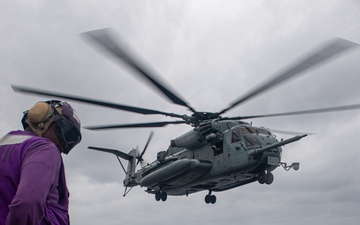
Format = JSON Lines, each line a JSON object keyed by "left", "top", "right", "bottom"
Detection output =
{"left": 84, "top": 121, "right": 187, "bottom": 130}
{"left": 82, "top": 28, "right": 196, "bottom": 113}
{"left": 269, "top": 129, "right": 315, "bottom": 136}
{"left": 142, "top": 131, "right": 154, "bottom": 156}
{"left": 137, "top": 131, "right": 154, "bottom": 166}
{"left": 218, "top": 38, "right": 358, "bottom": 115}
{"left": 225, "top": 103, "right": 360, "bottom": 120}
{"left": 12, "top": 85, "right": 184, "bottom": 118}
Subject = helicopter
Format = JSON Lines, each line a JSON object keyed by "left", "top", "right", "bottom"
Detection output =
{"left": 12, "top": 29, "right": 360, "bottom": 204}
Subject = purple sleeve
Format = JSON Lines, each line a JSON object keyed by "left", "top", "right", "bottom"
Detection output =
{"left": 6, "top": 139, "right": 61, "bottom": 225}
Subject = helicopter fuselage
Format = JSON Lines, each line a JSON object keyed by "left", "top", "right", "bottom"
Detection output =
{"left": 128, "top": 120, "right": 289, "bottom": 200}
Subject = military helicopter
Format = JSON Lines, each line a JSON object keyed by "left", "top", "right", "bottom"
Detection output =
{"left": 12, "top": 29, "right": 360, "bottom": 204}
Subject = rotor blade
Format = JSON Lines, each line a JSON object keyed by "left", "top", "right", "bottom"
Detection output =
{"left": 269, "top": 129, "right": 315, "bottom": 136}
{"left": 12, "top": 85, "right": 184, "bottom": 118}
{"left": 224, "top": 103, "right": 360, "bottom": 120}
{"left": 141, "top": 131, "right": 154, "bottom": 158}
{"left": 82, "top": 28, "right": 196, "bottom": 113}
{"left": 218, "top": 38, "right": 359, "bottom": 115}
{"left": 88, "top": 146, "right": 133, "bottom": 161}
{"left": 84, "top": 121, "right": 187, "bottom": 130}
{"left": 137, "top": 131, "right": 154, "bottom": 166}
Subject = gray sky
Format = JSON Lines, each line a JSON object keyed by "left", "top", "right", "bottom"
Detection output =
{"left": 1, "top": 1, "right": 360, "bottom": 224}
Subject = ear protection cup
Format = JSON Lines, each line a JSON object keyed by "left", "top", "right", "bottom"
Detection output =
{"left": 21, "top": 100, "right": 82, "bottom": 154}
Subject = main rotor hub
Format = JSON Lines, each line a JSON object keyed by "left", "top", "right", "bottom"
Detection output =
{"left": 189, "top": 112, "right": 220, "bottom": 126}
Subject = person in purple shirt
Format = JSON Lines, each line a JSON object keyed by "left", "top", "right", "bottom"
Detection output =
{"left": 0, "top": 100, "right": 82, "bottom": 225}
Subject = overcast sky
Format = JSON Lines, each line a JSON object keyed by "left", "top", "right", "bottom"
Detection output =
{"left": 1, "top": 1, "right": 360, "bottom": 225}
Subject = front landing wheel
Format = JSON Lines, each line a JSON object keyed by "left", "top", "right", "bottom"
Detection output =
{"left": 265, "top": 172, "right": 274, "bottom": 185}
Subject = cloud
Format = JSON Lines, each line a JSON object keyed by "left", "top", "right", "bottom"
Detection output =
{"left": 1, "top": 0, "right": 360, "bottom": 225}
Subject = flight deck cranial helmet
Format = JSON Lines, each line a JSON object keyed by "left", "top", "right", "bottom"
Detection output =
{"left": 22, "top": 100, "right": 82, "bottom": 154}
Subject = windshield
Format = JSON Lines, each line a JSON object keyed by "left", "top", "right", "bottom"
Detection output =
{"left": 241, "top": 127, "right": 270, "bottom": 148}
{"left": 231, "top": 126, "right": 272, "bottom": 148}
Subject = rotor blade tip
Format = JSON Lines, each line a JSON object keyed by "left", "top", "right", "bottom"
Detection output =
{"left": 11, "top": 84, "right": 18, "bottom": 91}
{"left": 81, "top": 27, "right": 114, "bottom": 42}
{"left": 334, "top": 37, "right": 359, "bottom": 48}
{"left": 11, "top": 85, "right": 28, "bottom": 94}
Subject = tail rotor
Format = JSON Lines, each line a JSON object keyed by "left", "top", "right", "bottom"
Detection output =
{"left": 136, "top": 131, "right": 154, "bottom": 166}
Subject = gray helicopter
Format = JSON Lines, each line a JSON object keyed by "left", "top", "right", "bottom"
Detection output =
{"left": 13, "top": 29, "right": 360, "bottom": 204}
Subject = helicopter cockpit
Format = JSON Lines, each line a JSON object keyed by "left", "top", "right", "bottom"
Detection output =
{"left": 230, "top": 126, "right": 274, "bottom": 149}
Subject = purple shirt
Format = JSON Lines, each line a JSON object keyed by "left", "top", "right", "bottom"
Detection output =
{"left": 0, "top": 131, "right": 69, "bottom": 225}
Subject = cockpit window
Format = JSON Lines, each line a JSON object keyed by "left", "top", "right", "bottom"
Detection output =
{"left": 230, "top": 126, "right": 270, "bottom": 148}
{"left": 241, "top": 127, "right": 270, "bottom": 136}
{"left": 240, "top": 126, "right": 262, "bottom": 148}
{"left": 231, "top": 129, "right": 242, "bottom": 143}
{"left": 243, "top": 134, "right": 261, "bottom": 148}
{"left": 241, "top": 127, "right": 252, "bottom": 135}
{"left": 257, "top": 128, "right": 271, "bottom": 136}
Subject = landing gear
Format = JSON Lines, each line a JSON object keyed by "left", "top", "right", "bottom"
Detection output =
{"left": 258, "top": 171, "right": 274, "bottom": 185}
{"left": 155, "top": 191, "right": 167, "bottom": 202}
{"left": 205, "top": 191, "right": 216, "bottom": 204}
{"left": 265, "top": 172, "right": 274, "bottom": 184}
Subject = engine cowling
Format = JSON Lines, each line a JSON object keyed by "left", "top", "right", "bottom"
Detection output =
{"left": 170, "top": 119, "right": 220, "bottom": 149}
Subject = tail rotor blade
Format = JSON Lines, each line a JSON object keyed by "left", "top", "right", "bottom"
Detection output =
{"left": 136, "top": 131, "right": 154, "bottom": 166}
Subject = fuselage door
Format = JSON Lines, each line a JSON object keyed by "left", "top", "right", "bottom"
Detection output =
{"left": 224, "top": 126, "right": 248, "bottom": 169}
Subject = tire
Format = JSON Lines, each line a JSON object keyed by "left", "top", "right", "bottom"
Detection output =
{"left": 161, "top": 192, "right": 167, "bottom": 201}
{"left": 155, "top": 192, "right": 161, "bottom": 201}
{"left": 258, "top": 173, "right": 266, "bottom": 184}
{"left": 210, "top": 195, "right": 216, "bottom": 204}
{"left": 265, "top": 172, "right": 274, "bottom": 185}
{"left": 205, "top": 195, "right": 211, "bottom": 204}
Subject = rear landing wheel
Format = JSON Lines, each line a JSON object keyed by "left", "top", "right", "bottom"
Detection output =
{"left": 155, "top": 191, "right": 167, "bottom": 202}
{"left": 161, "top": 191, "right": 167, "bottom": 201}
{"left": 205, "top": 194, "right": 216, "bottom": 204}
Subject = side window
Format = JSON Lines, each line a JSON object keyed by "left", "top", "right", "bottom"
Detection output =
{"left": 212, "top": 140, "right": 223, "bottom": 156}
